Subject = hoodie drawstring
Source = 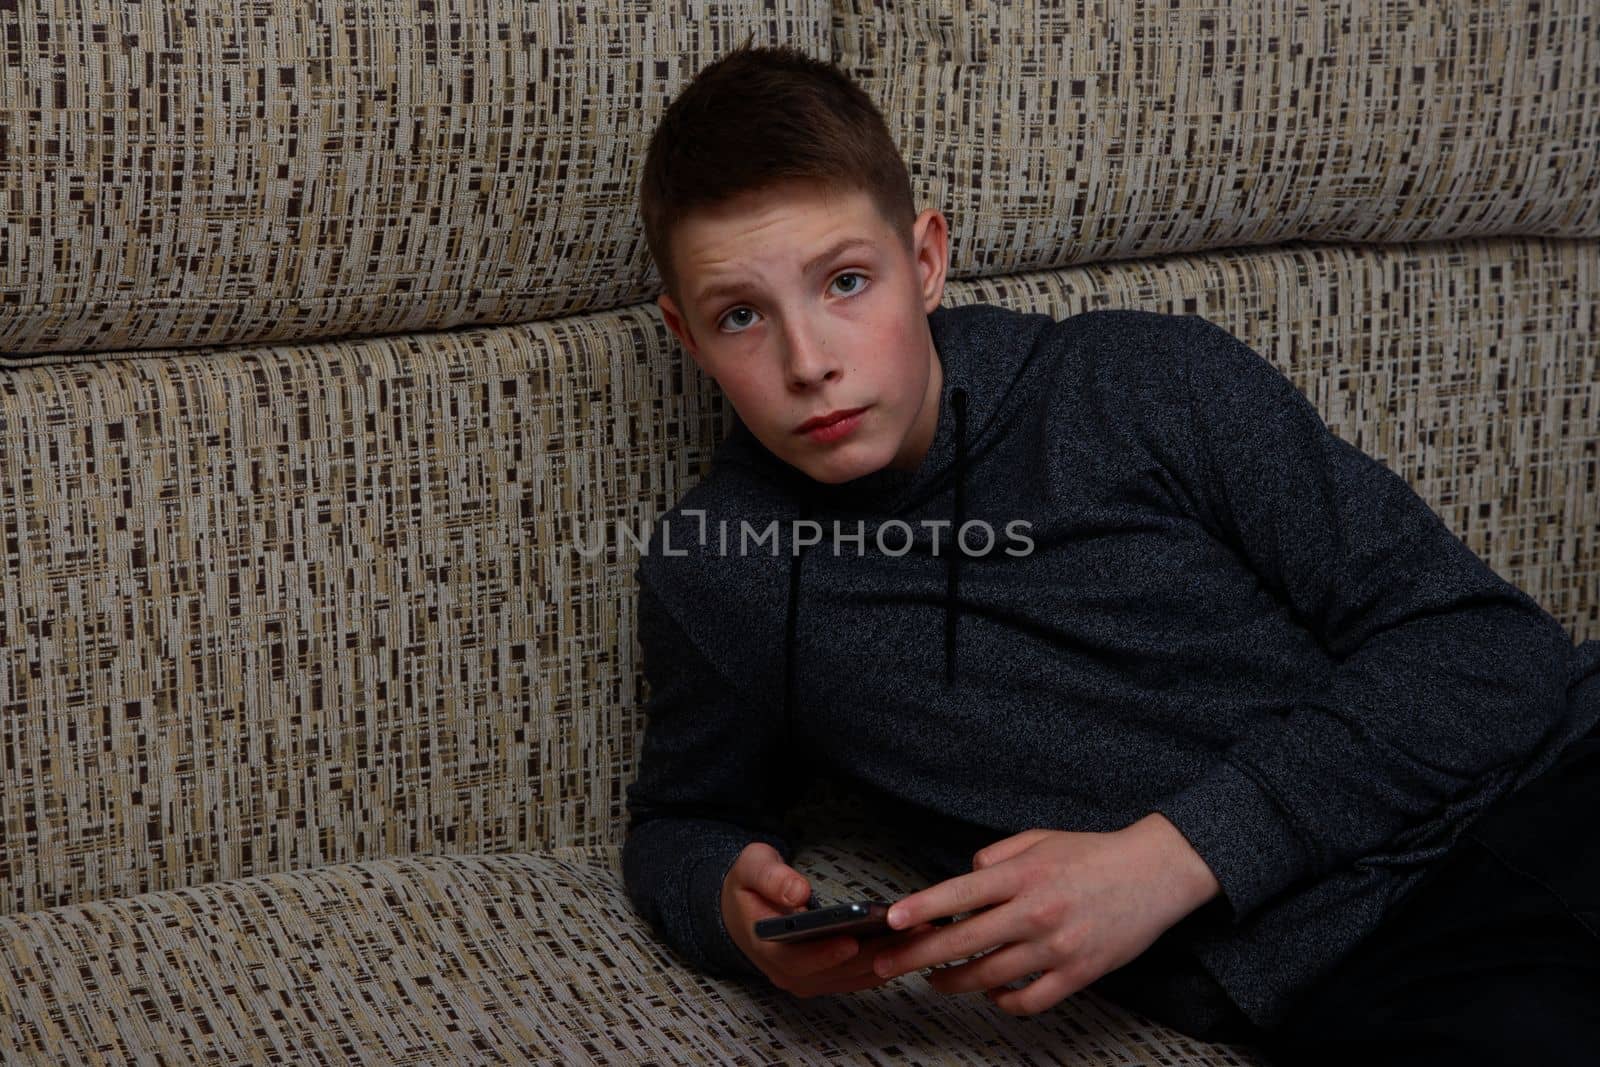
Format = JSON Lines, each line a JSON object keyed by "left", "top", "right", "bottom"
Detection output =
{"left": 782, "top": 384, "right": 972, "bottom": 755}
{"left": 784, "top": 500, "right": 810, "bottom": 764}
{"left": 946, "top": 387, "right": 968, "bottom": 686}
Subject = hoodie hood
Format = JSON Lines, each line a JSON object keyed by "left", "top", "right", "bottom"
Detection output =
{"left": 637, "top": 302, "right": 1057, "bottom": 741}
{"left": 706, "top": 303, "right": 1057, "bottom": 758}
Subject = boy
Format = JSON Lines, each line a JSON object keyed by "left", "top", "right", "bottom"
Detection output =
{"left": 622, "top": 42, "right": 1600, "bottom": 1062}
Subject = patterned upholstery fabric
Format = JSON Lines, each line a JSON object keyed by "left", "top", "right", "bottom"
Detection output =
{"left": 0, "top": 1, "right": 831, "bottom": 356}
{"left": 2, "top": 0, "right": 1597, "bottom": 1063}
{"left": 0, "top": 818, "right": 1277, "bottom": 1065}
{"left": 5, "top": 1, "right": 1597, "bottom": 357}
{"left": 832, "top": 1, "right": 1600, "bottom": 282}
{"left": 4, "top": 247, "right": 1596, "bottom": 1060}
{"left": 5, "top": 244, "right": 1596, "bottom": 920}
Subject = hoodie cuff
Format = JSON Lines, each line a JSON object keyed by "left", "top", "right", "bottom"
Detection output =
{"left": 1150, "top": 757, "right": 1314, "bottom": 924}
{"left": 690, "top": 848, "right": 764, "bottom": 979}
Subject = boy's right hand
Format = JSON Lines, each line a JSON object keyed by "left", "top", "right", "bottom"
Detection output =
{"left": 721, "top": 841, "right": 937, "bottom": 998}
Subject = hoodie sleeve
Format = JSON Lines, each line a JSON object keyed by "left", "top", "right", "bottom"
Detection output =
{"left": 622, "top": 574, "right": 805, "bottom": 980}
{"left": 1150, "top": 315, "right": 1574, "bottom": 925}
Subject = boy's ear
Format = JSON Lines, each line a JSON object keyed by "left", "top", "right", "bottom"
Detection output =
{"left": 911, "top": 208, "right": 950, "bottom": 314}
{"left": 656, "top": 292, "right": 707, "bottom": 372}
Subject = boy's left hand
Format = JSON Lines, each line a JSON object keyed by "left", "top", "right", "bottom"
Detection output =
{"left": 870, "top": 814, "right": 1221, "bottom": 1015}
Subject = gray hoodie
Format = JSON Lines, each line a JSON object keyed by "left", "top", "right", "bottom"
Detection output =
{"left": 622, "top": 301, "right": 1600, "bottom": 1033}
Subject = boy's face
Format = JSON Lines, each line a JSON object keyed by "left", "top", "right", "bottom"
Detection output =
{"left": 656, "top": 180, "right": 950, "bottom": 485}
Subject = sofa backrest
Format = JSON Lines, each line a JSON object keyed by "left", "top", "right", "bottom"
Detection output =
{"left": 5, "top": 1, "right": 1596, "bottom": 359}
{"left": 1, "top": 1, "right": 833, "bottom": 357}
{"left": 833, "top": 1, "right": 1600, "bottom": 276}
{"left": 1, "top": 0, "right": 1596, "bottom": 916}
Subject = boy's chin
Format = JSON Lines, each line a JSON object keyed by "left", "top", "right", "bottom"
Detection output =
{"left": 789, "top": 450, "right": 895, "bottom": 486}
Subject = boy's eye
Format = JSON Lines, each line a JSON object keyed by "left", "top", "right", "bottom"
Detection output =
{"left": 716, "top": 272, "right": 870, "bottom": 334}
{"left": 831, "top": 271, "right": 866, "bottom": 295}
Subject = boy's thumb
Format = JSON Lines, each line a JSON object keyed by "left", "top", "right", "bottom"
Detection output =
{"left": 744, "top": 843, "right": 808, "bottom": 907}
{"left": 785, "top": 879, "right": 808, "bottom": 906}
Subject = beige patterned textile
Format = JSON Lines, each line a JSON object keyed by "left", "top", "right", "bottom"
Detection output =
{"left": 834, "top": 0, "right": 1600, "bottom": 283}
{"left": 5, "top": 1, "right": 1599, "bottom": 356}
{"left": 4, "top": 243, "right": 1595, "bottom": 924}
{"left": 0, "top": 839, "right": 1273, "bottom": 1065}
{"left": 3, "top": 0, "right": 1597, "bottom": 1061}
{"left": 0, "top": 1, "right": 829, "bottom": 356}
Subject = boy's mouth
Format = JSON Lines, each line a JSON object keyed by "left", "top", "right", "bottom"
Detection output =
{"left": 796, "top": 405, "right": 870, "bottom": 435}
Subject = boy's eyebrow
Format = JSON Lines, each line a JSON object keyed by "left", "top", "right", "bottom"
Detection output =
{"left": 693, "top": 236, "right": 877, "bottom": 307}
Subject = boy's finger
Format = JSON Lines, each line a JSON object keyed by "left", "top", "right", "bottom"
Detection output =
{"left": 970, "top": 829, "right": 1051, "bottom": 870}
{"left": 792, "top": 970, "right": 894, "bottom": 999}
{"left": 791, "top": 947, "right": 879, "bottom": 986}
{"left": 887, "top": 921, "right": 939, "bottom": 939}
{"left": 870, "top": 921, "right": 938, "bottom": 949}
{"left": 791, "top": 950, "right": 893, "bottom": 995}
{"left": 757, "top": 863, "right": 808, "bottom": 908}
{"left": 779, "top": 923, "right": 941, "bottom": 994}
{"left": 885, "top": 870, "right": 998, "bottom": 931}
{"left": 782, "top": 936, "right": 859, "bottom": 978}
{"left": 785, "top": 919, "right": 935, "bottom": 981}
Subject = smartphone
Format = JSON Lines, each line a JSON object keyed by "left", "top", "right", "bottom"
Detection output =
{"left": 754, "top": 901, "right": 894, "bottom": 943}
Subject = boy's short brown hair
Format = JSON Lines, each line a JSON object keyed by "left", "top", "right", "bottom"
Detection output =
{"left": 639, "top": 40, "right": 917, "bottom": 306}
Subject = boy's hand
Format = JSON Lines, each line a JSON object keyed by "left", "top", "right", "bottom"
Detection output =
{"left": 721, "top": 841, "right": 938, "bottom": 998}
{"left": 869, "top": 814, "right": 1223, "bottom": 1015}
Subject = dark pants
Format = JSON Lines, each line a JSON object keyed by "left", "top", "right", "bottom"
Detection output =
{"left": 1218, "top": 721, "right": 1600, "bottom": 1066}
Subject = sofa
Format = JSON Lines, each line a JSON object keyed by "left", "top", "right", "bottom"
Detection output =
{"left": 2, "top": 1, "right": 1595, "bottom": 1063}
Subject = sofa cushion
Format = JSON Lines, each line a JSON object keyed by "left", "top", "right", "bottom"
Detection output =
{"left": 2, "top": 243, "right": 1594, "bottom": 919}
{"left": 832, "top": 0, "right": 1600, "bottom": 283}
{"left": 0, "top": 300, "right": 718, "bottom": 915}
{"left": 0, "top": 846, "right": 1269, "bottom": 1064}
{"left": 0, "top": 1, "right": 830, "bottom": 357}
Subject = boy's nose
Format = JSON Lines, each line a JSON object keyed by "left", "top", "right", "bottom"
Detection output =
{"left": 782, "top": 323, "right": 840, "bottom": 388}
